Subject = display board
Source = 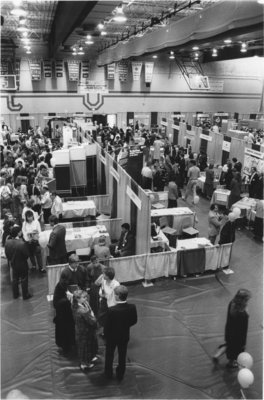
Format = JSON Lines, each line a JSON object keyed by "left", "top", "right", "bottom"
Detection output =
{"left": 243, "top": 148, "right": 264, "bottom": 178}
{"left": 120, "top": 145, "right": 144, "bottom": 185}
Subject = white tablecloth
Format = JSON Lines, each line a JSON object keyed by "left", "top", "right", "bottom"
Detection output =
{"left": 39, "top": 224, "right": 110, "bottom": 253}
{"left": 197, "top": 176, "right": 219, "bottom": 192}
{"left": 150, "top": 230, "right": 169, "bottom": 249}
{"left": 62, "top": 200, "right": 96, "bottom": 219}
{"left": 232, "top": 198, "right": 257, "bottom": 220}
{"left": 151, "top": 207, "right": 194, "bottom": 234}
{"left": 176, "top": 238, "right": 212, "bottom": 250}
{"left": 211, "top": 189, "right": 231, "bottom": 207}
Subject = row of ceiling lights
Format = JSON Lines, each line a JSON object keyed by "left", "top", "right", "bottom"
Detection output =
{"left": 11, "top": 0, "right": 32, "bottom": 54}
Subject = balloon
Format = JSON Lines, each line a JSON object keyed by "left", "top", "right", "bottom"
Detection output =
{"left": 237, "top": 352, "right": 253, "bottom": 369}
{"left": 228, "top": 212, "right": 236, "bottom": 222}
{"left": 237, "top": 368, "right": 254, "bottom": 389}
{"left": 233, "top": 207, "right": 241, "bottom": 218}
{"left": 149, "top": 194, "right": 155, "bottom": 203}
{"left": 193, "top": 195, "right": 200, "bottom": 205}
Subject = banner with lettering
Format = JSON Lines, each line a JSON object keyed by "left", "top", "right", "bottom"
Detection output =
{"left": 55, "top": 60, "right": 64, "bottom": 78}
{"left": 28, "top": 59, "right": 42, "bottom": 80}
{"left": 118, "top": 60, "right": 128, "bottom": 82}
{"left": 107, "top": 63, "right": 115, "bottom": 79}
{"left": 43, "top": 60, "right": 52, "bottom": 78}
{"left": 145, "top": 62, "right": 154, "bottom": 83}
{"left": 132, "top": 62, "right": 142, "bottom": 81}
{"left": 67, "top": 60, "right": 79, "bottom": 81}
{"left": 81, "top": 61, "right": 89, "bottom": 79}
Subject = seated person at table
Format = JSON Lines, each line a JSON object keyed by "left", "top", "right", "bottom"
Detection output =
{"left": 93, "top": 236, "right": 111, "bottom": 260}
{"left": 47, "top": 215, "right": 67, "bottom": 265}
{"left": 60, "top": 254, "right": 88, "bottom": 297}
{"left": 114, "top": 223, "right": 135, "bottom": 257}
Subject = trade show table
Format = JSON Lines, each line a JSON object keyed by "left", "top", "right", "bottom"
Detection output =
{"left": 211, "top": 189, "right": 231, "bottom": 207}
{"left": 197, "top": 176, "right": 219, "bottom": 192}
{"left": 62, "top": 200, "right": 96, "bottom": 219}
{"left": 151, "top": 207, "right": 194, "bottom": 235}
{"left": 231, "top": 197, "right": 257, "bottom": 220}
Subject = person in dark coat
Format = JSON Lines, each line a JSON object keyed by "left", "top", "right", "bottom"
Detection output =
{"left": 86, "top": 255, "right": 105, "bottom": 318}
{"left": 228, "top": 171, "right": 241, "bottom": 209}
{"left": 72, "top": 289, "right": 98, "bottom": 371}
{"left": 104, "top": 285, "right": 137, "bottom": 380}
{"left": 248, "top": 167, "right": 259, "bottom": 198}
{"left": 218, "top": 212, "right": 236, "bottom": 245}
{"left": 60, "top": 253, "right": 88, "bottom": 291}
{"left": 5, "top": 225, "right": 32, "bottom": 300}
{"left": 115, "top": 223, "right": 135, "bottom": 257}
{"left": 53, "top": 272, "right": 75, "bottom": 353}
{"left": 47, "top": 215, "right": 67, "bottom": 265}
{"left": 204, "top": 163, "right": 215, "bottom": 199}
{"left": 213, "top": 289, "right": 251, "bottom": 368}
{"left": 255, "top": 172, "right": 263, "bottom": 200}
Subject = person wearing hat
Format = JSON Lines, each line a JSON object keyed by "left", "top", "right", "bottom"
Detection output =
{"left": 41, "top": 185, "right": 52, "bottom": 224}
{"left": 94, "top": 236, "right": 111, "bottom": 260}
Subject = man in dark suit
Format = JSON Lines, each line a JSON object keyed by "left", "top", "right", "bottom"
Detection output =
{"left": 249, "top": 167, "right": 259, "bottom": 198}
{"left": 115, "top": 223, "right": 135, "bottom": 257}
{"left": 104, "top": 285, "right": 137, "bottom": 381}
{"left": 5, "top": 225, "right": 32, "bottom": 300}
{"left": 47, "top": 215, "right": 67, "bottom": 265}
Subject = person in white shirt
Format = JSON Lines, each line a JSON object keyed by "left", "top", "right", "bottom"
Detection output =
{"left": 41, "top": 185, "right": 52, "bottom": 224}
{"left": 141, "top": 161, "right": 153, "bottom": 190}
{"left": 22, "top": 199, "right": 38, "bottom": 221}
{"left": 22, "top": 210, "right": 45, "bottom": 273}
{"left": 51, "top": 192, "right": 63, "bottom": 219}
{"left": 184, "top": 160, "right": 201, "bottom": 202}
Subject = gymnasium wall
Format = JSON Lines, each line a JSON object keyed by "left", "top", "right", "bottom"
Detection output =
{"left": 1, "top": 56, "right": 263, "bottom": 127}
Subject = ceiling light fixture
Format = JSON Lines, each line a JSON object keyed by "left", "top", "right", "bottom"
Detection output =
{"left": 86, "top": 34, "right": 92, "bottom": 40}
{"left": 152, "top": 55, "right": 157, "bottom": 59}
{"left": 24, "top": 45, "right": 31, "bottom": 50}
{"left": 26, "top": 50, "right": 31, "bottom": 54}
{"left": 22, "top": 31, "right": 28, "bottom": 37}
{"left": 192, "top": 46, "right": 199, "bottom": 50}
{"left": 98, "top": 22, "right": 104, "bottom": 30}
{"left": 169, "top": 51, "right": 175, "bottom": 59}
{"left": 18, "top": 16, "right": 26, "bottom": 25}
{"left": 212, "top": 48, "right": 218, "bottom": 57}
{"left": 79, "top": 46, "right": 83, "bottom": 51}
{"left": 224, "top": 39, "right": 232, "bottom": 44}
{"left": 101, "top": 31, "right": 107, "bottom": 36}
{"left": 85, "top": 40, "right": 94, "bottom": 45}
{"left": 17, "top": 26, "right": 28, "bottom": 32}
{"left": 241, "top": 43, "right": 247, "bottom": 53}
{"left": 113, "top": 6, "right": 127, "bottom": 22}
{"left": 11, "top": 8, "right": 27, "bottom": 17}
{"left": 257, "top": 0, "right": 264, "bottom": 4}
{"left": 21, "top": 38, "right": 30, "bottom": 44}
{"left": 78, "top": 51, "right": 84, "bottom": 55}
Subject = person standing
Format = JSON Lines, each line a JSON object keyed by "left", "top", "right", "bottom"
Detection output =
{"left": 104, "top": 285, "right": 137, "bottom": 380}
{"left": 5, "top": 226, "right": 32, "bottom": 300}
{"left": 141, "top": 161, "right": 153, "bottom": 190}
{"left": 47, "top": 215, "right": 67, "bottom": 265}
{"left": 213, "top": 289, "right": 251, "bottom": 368}
{"left": 248, "top": 167, "right": 259, "bottom": 198}
{"left": 204, "top": 163, "right": 215, "bottom": 199}
{"left": 228, "top": 171, "right": 241, "bottom": 209}
{"left": 72, "top": 290, "right": 98, "bottom": 371}
{"left": 22, "top": 210, "right": 45, "bottom": 273}
{"left": 167, "top": 172, "right": 178, "bottom": 208}
{"left": 86, "top": 255, "right": 105, "bottom": 318}
{"left": 218, "top": 212, "right": 236, "bottom": 245}
{"left": 41, "top": 185, "right": 52, "bottom": 224}
{"left": 184, "top": 160, "right": 200, "bottom": 203}
{"left": 208, "top": 204, "right": 222, "bottom": 244}
{"left": 60, "top": 254, "right": 88, "bottom": 292}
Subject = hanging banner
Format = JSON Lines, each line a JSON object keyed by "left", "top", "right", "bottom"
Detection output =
{"left": 81, "top": 61, "right": 89, "bottom": 79}
{"left": 222, "top": 140, "right": 231, "bottom": 152}
{"left": 43, "top": 60, "right": 52, "bottom": 78}
{"left": 78, "top": 80, "right": 108, "bottom": 94}
{"left": 126, "top": 185, "right": 142, "bottom": 210}
{"left": 145, "top": 62, "right": 154, "bottom": 83}
{"left": 187, "top": 74, "right": 210, "bottom": 90}
{"left": 28, "top": 59, "right": 41, "bottom": 80}
{"left": 161, "top": 120, "right": 168, "bottom": 126}
{"left": 67, "top": 60, "right": 79, "bottom": 81}
{"left": 107, "top": 63, "right": 115, "bottom": 79}
{"left": 132, "top": 62, "right": 142, "bottom": 81}
{"left": 118, "top": 60, "right": 128, "bottom": 82}
{"left": 55, "top": 60, "right": 64, "bottom": 78}
{"left": 200, "top": 133, "right": 212, "bottom": 141}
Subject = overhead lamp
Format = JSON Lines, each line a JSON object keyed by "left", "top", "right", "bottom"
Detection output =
{"left": 79, "top": 46, "right": 83, "bottom": 51}
{"left": 241, "top": 43, "right": 247, "bottom": 53}
{"left": 17, "top": 26, "right": 28, "bottom": 32}
{"left": 113, "top": 6, "right": 127, "bottom": 22}
{"left": 26, "top": 50, "right": 31, "bottom": 54}
{"left": 101, "top": 31, "right": 107, "bottom": 36}
{"left": 212, "top": 48, "right": 218, "bottom": 57}
{"left": 169, "top": 51, "right": 175, "bottom": 59}
{"left": 85, "top": 40, "right": 94, "bottom": 45}
{"left": 72, "top": 51, "right": 77, "bottom": 55}
{"left": 257, "top": 0, "right": 264, "bottom": 4}
{"left": 192, "top": 46, "right": 199, "bottom": 50}
{"left": 73, "top": 47, "right": 76, "bottom": 51}
{"left": 224, "top": 39, "right": 232, "bottom": 44}
{"left": 97, "top": 22, "right": 104, "bottom": 30}
{"left": 18, "top": 16, "right": 26, "bottom": 25}
{"left": 78, "top": 51, "right": 84, "bottom": 55}
{"left": 152, "top": 55, "right": 157, "bottom": 59}
{"left": 23, "top": 45, "right": 30, "bottom": 50}
{"left": 22, "top": 31, "right": 28, "bottom": 37}
{"left": 21, "top": 37, "right": 30, "bottom": 44}
{"left": 11, "top": 8, "right": 27, "bottom": 17}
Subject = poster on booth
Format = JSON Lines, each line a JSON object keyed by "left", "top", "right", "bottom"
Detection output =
{"left": 132, "top": 62, "right": 142, "bottom": 81}
{"left": 243, "top": 148, "right": 264, "bottom": 179}
{"left": 63, "top": 126, "right": 73, "bottom": 148}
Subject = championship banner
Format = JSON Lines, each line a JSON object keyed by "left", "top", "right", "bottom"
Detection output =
{"left": 107, "top": 63, "right": 115, "bottom": 79}
{"left": 145, "top": 62, "right": 154, "bottom": 83}
{"left": 132, "top": 62, "right": 142, "bottom": 81}
{"left": 55, "top": 60, "right": 64, "bottom": 78}
{"left": 243, "top": 148, "right": 264, "bottom": 178}
{"left": 67, "top": 60, "right": 79, "bottom": 81}
{"left": 118, "top": 61, "right": 128, "bottom": 82}
{"left": 28, "top": 59, "right": 41, "bottom": 80}
{"left": 43, "top": 60, "right": 52, "bottom": 78}
{"left": 81, "top": 61, "right": 89, "bottom": 79}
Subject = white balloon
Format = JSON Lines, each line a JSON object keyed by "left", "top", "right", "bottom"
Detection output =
{"left": 233, "top": 207, "right": 241, "bottom": 218}
{"left": 228, "top": 212, "right": 236, "bottom": 222}
{"left": 237, "top": 368, "right": 254, "bottom": 389}
{"left": 237, "top": 352, "right": 254, "bottom": 369}
{"left": 193, "top": 195, "right": 199, "bottom": 205}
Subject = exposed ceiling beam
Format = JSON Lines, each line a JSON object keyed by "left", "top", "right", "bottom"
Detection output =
{"left": 49, "top": 1, "right": 98, "bottom": 58}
